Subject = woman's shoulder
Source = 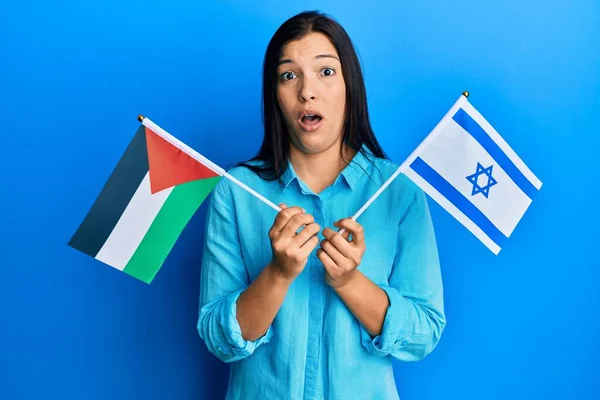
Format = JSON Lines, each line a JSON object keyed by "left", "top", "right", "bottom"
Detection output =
{"left": 211, "top": 159, "right": 270, "bottom": 198}
{"left": 366, "top": 155, "right": 426, "bottom": 207}
{"left": 225, "top": 159, "right": 272, "bottom": 185}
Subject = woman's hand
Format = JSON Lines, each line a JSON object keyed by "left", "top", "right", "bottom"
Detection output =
{"left": 317, "top": 218, "right": 366, "bottom": 289}
{"left": 269, "top": 203, "right": 320, "bottom": 282}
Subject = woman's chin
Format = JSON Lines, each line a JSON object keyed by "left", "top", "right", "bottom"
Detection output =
{"left": 291, "top": 137, "right": 339, "bottom": 155}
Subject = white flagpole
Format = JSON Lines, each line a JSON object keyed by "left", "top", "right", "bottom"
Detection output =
{"left": 138, "top": 115, "right": 282, "bottom": 213}
{"left": 222, "top": 172, "right": 282, "bottom": 212}
{"left": 338, "top": 92, "right": 469, "bottom": 236}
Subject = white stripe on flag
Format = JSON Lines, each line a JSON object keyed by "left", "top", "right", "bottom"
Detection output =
{"left": 419, "top": 119, "right": 533, "bottom": 237}
{"left": 95, "top": 172, "right": 172, "bottom": 270}
{"left": 460, "top": 101, "right": 542, "bottom": 190}
{"left": 404, "top": 167, "right": 502, "bottom": 254}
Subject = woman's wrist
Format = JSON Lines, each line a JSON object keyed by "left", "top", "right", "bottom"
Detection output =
{"left": 265, "top": 261, "right": 296, "bottom": 287}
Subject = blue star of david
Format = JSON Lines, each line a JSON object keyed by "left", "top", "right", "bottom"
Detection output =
{"left": 466, "top": 162, "right": 497, "bottom": 198}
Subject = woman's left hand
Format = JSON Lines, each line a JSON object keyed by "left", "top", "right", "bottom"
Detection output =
{"left": 317, "top": 218, "right": 366, "bottom": 289}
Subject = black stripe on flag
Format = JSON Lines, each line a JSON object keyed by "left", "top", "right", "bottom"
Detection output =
{"left": 68, "top": 125, "right": 149, "bottom": 257}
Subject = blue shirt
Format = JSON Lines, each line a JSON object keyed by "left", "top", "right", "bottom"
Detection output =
{"left": 197, "top": 146, "right": 446, "bottom": 400}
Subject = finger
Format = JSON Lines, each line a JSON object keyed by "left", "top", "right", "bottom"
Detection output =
{"left": 271, "top": 206, "right": 305, "bottom": 233}
{"left": 320, "top": 239, "right": 347, "bottom": 266}
{"left": 291, "top": 223, "right": 320, "bottom": 248}
{"left": 339, "top": 229, "right": 351, "bottom": 241}
{"left": 281, "top": 213, "right": 315, "bottom": 238}
{"left": 322, "top": 227, "right": 353, "bottom": 255}
{"left": 331, "top": 220, "right": 351, "bottom": 241}
{"left": 334, "top": 218, "right": 364, "bottom": 247}
{"left": 317, "top": 248, "right": 339, "bottom": 274}
{"left": 297, "top": 235, "right": 320, "bottom": 259}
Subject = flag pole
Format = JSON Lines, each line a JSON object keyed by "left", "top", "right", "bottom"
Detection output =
{"left": 137, "top": 115, "right": 282, "bottom": 213}
{"left": 338, "top": 91, "right": 470, "bottom": 236}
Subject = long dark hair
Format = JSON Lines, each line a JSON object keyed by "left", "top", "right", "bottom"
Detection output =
{"left": 237, "top": 10, "right": 387, "bottom": 182}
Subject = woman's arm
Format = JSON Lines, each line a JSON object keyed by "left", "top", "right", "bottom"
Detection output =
{"left": 317, "top": 219, "right": 388, "bottom": 337}
{"left": 199, "top": 180, "right": 320, "bottom": 361}
{"left": 237, "top": 203, "right": 321, "bottom": 340}
{"left": 318, "top": 187, "right": 446, "bottom": 361}
{"left": 235, "top": 262, "right": 291, "bottom": 341}
{"left": 332, "top": 271, "right": 389, "bottom": 337}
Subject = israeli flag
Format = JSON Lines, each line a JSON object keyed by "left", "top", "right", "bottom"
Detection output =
{"left": 401, "top": 94, "right": 542, "bottom": 255}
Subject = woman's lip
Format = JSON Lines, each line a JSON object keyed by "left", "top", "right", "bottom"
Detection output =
{"left": 298, "top": 117, "right": 323, "bottom": 132}
{"left": 298, "top": 110, "right": 323, "bottom": 119}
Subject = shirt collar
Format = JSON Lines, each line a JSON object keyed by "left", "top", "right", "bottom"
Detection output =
{"left": 281, "top": 144, "right": 372, "bottom": 192}
{"left": 281, "top": 160, "right": 297, "bottom": 190}
{"left": 340, "top": 144, "right": 372, "bottom": 189}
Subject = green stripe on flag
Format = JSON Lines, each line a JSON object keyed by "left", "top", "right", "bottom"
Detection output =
{"left": 123, "top": 176, "right": 222, "bottom": 283}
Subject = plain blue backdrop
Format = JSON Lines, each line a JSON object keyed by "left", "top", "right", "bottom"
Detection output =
{"left": 1, "top": 0, "right": 599, "bottom": 399}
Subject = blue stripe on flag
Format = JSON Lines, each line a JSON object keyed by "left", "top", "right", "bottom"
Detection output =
{"left": 453, "top": 108, "right": 538, "bottom": 200}
{"left": 410, "top": 157, "right": 507, "bottom": 248}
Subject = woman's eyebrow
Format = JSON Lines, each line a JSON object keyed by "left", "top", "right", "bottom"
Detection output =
{"left": 314, "top": 54, "right": 339, "bottom": 61}
{"left": 278, "top": 58, "right": 293, "bottom": 66}
{"left": 278, "top": 54, "right": 340, "bottom": 66}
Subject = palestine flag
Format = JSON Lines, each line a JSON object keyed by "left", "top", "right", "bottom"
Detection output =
{"left": 68, "top": 120, "right": 222, "bottom": 283}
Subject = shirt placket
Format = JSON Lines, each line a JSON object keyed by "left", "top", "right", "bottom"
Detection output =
{"left": 303, "top": 194, "right": 326, "bottom": 400}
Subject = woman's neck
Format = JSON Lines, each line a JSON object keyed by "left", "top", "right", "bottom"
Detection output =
{"left": 289, "top": 142, "right": 357, "bottom": 194}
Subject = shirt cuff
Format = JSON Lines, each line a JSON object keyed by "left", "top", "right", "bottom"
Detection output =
{"left": 216, "top": 289, "right": 274, "bottom": 360}
{"left": 360, "top": 286, "right": 409, "bottom": 357}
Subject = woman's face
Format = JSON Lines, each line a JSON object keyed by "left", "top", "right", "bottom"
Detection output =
{"left": 276, "top": 32, "right": 346, "bottom": 155}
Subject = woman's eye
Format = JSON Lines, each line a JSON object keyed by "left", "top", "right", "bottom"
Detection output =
{"left": 321, "top": 68, "right": 335, "bottom": 76}
{"left": 281, "top": 72, "right": 296, "bottom": 81}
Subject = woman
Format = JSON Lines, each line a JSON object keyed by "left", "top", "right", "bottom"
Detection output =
{"left": 198, "top": 10, "right": 445, "bottom": 400}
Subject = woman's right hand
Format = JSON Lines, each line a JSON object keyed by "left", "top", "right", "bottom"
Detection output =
{"left": 268, "top": 203, "right": 320, "bottom": 282}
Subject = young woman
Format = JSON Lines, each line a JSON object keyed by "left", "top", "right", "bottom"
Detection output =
{"left": 198, "top": 10, "right": 445, "bottom": 400}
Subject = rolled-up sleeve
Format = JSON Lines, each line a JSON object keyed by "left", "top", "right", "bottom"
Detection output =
{"left": 361, "top": 186, "right": 446, "bottom": 361}
{"left": 197, "top": 177, "right": 273, "bottom": 363}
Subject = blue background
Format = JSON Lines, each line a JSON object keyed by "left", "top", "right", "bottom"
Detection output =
{"left": 1, "top": 0, "right": 598, "bottom": 399}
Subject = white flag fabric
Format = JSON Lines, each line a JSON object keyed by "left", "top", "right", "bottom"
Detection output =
{"left": 401, "top": 94, "right": 542, "bottom": 255}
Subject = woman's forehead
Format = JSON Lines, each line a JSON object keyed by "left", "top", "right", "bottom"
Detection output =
{"left": 280, "top": 32, "right": 339, "bottom": 62}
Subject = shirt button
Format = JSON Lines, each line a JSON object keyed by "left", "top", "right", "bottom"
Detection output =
{"left": 400, "top": 340, "right": 409, "bottom": 347}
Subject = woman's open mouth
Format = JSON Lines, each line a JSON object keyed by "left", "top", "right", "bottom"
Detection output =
{"left": 298, "top": 111, "right": 323, "bottom": 132}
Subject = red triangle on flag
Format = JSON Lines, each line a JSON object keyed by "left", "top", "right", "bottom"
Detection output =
{"left": 145, "top": 127, "right": 220, "bottom": 194}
